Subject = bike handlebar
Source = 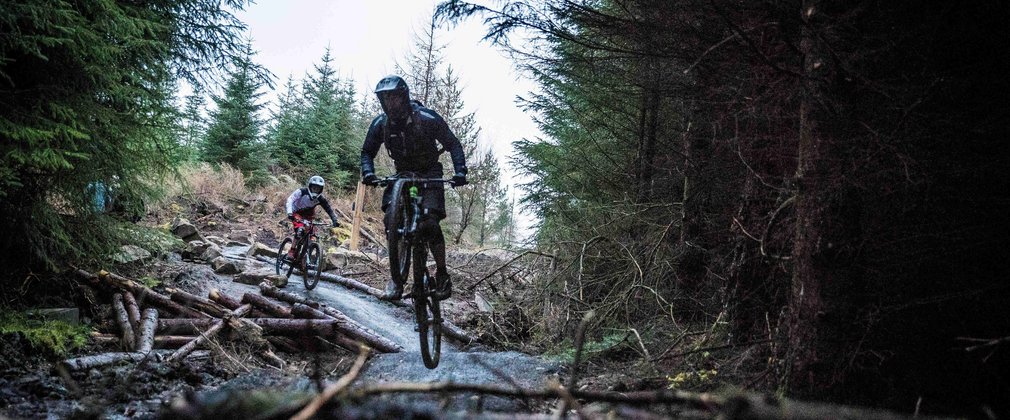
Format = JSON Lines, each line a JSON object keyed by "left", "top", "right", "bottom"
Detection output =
{"left": 371, "top": 176, "right": 456, "bottom": 188}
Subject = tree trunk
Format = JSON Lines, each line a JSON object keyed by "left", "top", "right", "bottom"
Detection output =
{"left": 241, "top": 293, "right": 293, "bottom": 318}
{"left": 259, "top": 282, "right": 319, "bottom": 308}
{"left": 210, "top": 289, "right": 271, "bottom": 318}
{"left": 167, "top": 304, "right": 252, "bottom": 364}
{"left": 168, "top": 288, "right": 228, "bottom": 318}
{"left": 91, "top": 333, "right": 199, "bottom": 349}
{"left": 136, "top": 308, "right": 160, "bottom": 353}
{"left": 112, "top": 293, "right": 136, "bottom": 351}
{"left": 79, "top": 270, "right": 208, "bottom": 319}
{"left": 122, "top": 291, "right": 141, "bottom": 332}
{"left": 783, "top": 0, "right": 854, "bottom": 393}
{"left": 291, "top": 303, "right": 402, "bottom": 353}
{"left": 157, "top": 318, "right": 217, "bottom": 335}
{"left": 61, "top": 350, "right": 210, "bottom": 371}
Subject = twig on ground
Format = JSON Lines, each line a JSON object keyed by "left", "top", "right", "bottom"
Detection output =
{"left": 291, "top": 346, "right": 370, "bottom": 420}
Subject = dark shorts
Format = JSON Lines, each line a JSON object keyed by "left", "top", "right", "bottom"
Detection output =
{"left": 381, "top": 166, "right": 446, "bottom": 220}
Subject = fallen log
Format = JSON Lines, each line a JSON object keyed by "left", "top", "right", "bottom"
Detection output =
{"left": 241, "top": 293, "right": 293, "bottom": 318}
{"left": 258, "top": 282, "right": 319, "bottom": 308}
{"left": 92, "top": 333, "right": 199, "bottom": 349}
{"left": 266, "top": 336, "right": 302, "bottom": 353}
{"left": 167, "top": 304, "right": 252, "bottom": 364}
{"left": 158, "top": 318, "right": 217, "bottom": 335}
{"left": 77, "top": 269, "right": 208, "bottom": 319}
{"left": 61, "top": 350, "right": 210, "bottom": 371}
{"left": 309, "top": 274, "right": 476, "bottom": 345}
{"left": 167, "top": 288, "right": 228, "bottom": 318}
{"left": 261, "top": 282, "right": 400, "bottom": 352}
{"left": 290, "top": 303, "right": 402, "bottom": 353}
{"left": 251, "top": 318, "right": 338, "bottom": 336}
{"left": 122, "top": 291, "right": 141, "bottom": 332}
{"left": 112, "top": 293, "right": 136, "bottom": 351}
{"left": 315, "top": 272, "right": 387, "bottom": 300}
{"left": 209, "top": 289, "right": 271, "bottom": 318}
{"left": 136, "top": 308, "right": 159, "bottom": 353}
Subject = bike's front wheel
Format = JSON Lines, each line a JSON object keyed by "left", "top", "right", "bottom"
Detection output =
{"left": 385, "top": 181, "right": 412, "bottom": 289}
{"left": 415, "top": 273, "right": 442, "bottom": 369}
{"left": 275, "top": 238, "right": 294, "bottom": 276}
{"left": 304, "top": 242, "right": 323, "bottom": 290}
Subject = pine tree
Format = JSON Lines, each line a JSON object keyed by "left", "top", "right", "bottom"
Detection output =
{"left": 0, "top": 0, "right": 254, "bottom": 278}
{"left": 180, "top": 88, "right": 208, "bottom": 162}
{"left": 269, "top": 48, "right": 358, "bottom": 187}
{"left": 301, "top": 47, "right": 358, "bottom": 186}
{"left": 202, "top": 43, "right": 271, "bottom": 186}
{"left": 267, "top": 75, "right": 308, "bottom": 169}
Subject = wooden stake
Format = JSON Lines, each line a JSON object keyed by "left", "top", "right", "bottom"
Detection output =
{"left": 350, "top": 181, "right": 366, "bottom": 251}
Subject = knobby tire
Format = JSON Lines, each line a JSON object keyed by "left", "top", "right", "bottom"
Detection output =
{"left": 385, "top": 181, "right": 412, "bottom": 289}
{"left": 304, "top": 242, "right": 322, "bottom": 290}
{"left": 275, "top": 237, "right": 293, "bottom": 276}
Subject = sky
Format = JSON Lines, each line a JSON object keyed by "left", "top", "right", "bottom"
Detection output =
{"left": 234, "top": 0, "right": 542, "bottom": 240}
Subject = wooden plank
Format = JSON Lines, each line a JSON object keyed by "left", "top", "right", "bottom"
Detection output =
{"left": 350, "top": 181, "right": 366, "bottom": 251}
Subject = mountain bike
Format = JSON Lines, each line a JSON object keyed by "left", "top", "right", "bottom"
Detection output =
{"left": 374, "top": 174, "right": 455, "bottom": 369}
{"left": 275, "top": 220, "right": 327, "bottom": 290}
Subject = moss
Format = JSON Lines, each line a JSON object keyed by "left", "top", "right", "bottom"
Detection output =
{"left": 0, "top": 311, "right": 90, "bottom": 357}
{"left": 138, "top": 276, "right": 161, "bottom": 288}
{"left": 547, "top": 332, "right": 629, "bottom": 365}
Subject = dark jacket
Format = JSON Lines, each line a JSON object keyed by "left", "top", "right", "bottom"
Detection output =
{"left": 360, "top": 101, "right": 467, "bottom": 176}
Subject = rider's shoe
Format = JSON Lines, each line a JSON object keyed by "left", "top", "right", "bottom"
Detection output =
{"left": 433, "top": 272, "right": 452, "bottom": 300}
{"left": 379, "top": 279, "right": 404, "bottom": 301}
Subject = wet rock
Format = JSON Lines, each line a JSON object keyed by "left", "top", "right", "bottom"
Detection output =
{"left": 211, "top": 257, "right": 242, "bottom": 275}
{"left": 171, "top": 217, "right": 200, "bottom": 242}
{"left": 173, "top": 266, "right": 220, "bottom": 288}
{"left": 269, "top": 274, "right": 288, "bottom": 288}
{"left": 230, "top": 230, "right": 254, "bottom": 245}
{"left": 187, "top": 240, "right": 212, "bottom": 256}
{"left": 246, "top": 242, "right": 278, "bottom": 259}
{"left": 113, "top": 244, "right": 152, "bottom": 264}
{"left": 234, "top": 267, "right": 275, "bottom": 286}
{"left": 200, "top": 244, "right": 223, "bottom": 261}
{"left": 162, "top": 252, "right": 183, "bottom": 263}
{"left": 326, "top": 248, "right": 376, "bottom": 268}
{"left": 203, "top": 235, "right": 228, "bottom": 246}
{"left": 225, "top": 240, "right": 250, "bottom": 247}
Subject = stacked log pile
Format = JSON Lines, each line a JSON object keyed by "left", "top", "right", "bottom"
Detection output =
{"left": 66, "top": 269, "right": 404, "bottom": 371}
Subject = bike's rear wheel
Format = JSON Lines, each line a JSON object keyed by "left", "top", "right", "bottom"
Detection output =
{"left": 304, "top": 242, "right": 323, "bottom": 290}
{"left": 385, "top": 181, "right": 412, "bottom": 289}
{"left": 414, "top": 270, "right": 442, "bottom": 369}
{"left": 275, "top": 238, "right": 293, "bottom": 276}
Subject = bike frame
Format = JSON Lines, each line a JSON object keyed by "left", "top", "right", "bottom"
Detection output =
{"left": 374, "top": 174, "right": 454, "bottom": 368}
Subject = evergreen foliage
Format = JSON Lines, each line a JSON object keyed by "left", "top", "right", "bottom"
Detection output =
{"left": 0, "top": 0, "right": 253, "bottom": 281}
{"left": 439, "top": 0, "right": 1010, "bottom": 413}
{"left": 267, "top": 48, "right": 358, "bottom": 187}
{"left": 179, "top": 88, "right": 208, "bottom": 162}
{"left": 202, "top": 43, "right": 271, "bottom": 186}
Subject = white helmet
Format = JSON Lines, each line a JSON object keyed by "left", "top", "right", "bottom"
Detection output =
{"left": 307, "top": 175, "right": 325, "bottom": 199}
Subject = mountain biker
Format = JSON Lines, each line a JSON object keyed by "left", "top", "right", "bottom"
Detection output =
{"left": 285, "top": 175, "right": 340, "bottom": 259}
{"left": 360, "top": 75, "right": 468, "bottom": 301}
